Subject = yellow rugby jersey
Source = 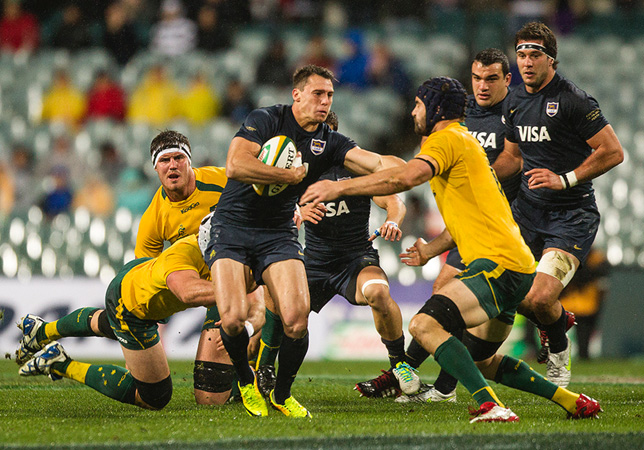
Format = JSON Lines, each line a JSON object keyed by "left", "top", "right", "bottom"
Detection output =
{"left": 135, "top": 166, "right": 227, "bottom": 258}
{"left": 417, "top": 122, "right": 535, "bottom": 273}
{"left": 121, "top": 235, "right": 211, "bottom": 321}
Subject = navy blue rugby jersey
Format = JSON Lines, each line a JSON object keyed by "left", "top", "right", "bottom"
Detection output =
{"left": 465, "top": 93, "right": 520, "bottom": 203}
{"left": 503, "top": 73, "right": 609, "bottom": 209}
{"left": 215, "top": 105, "right": 356, "bottom": 227}
{"left": 304, "top": 166, "right": 373, "bottom": 259}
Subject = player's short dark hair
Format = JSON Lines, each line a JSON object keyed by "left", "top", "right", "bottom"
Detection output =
{"left": 515, "top": 22, "right": 559, "bottom": 69}
{"left": 149, "top": 130, "right": 191, "bottom": 158}
{"left": 292, "top": 64, "right": 335, "bottom": 90}
{"left": 325, "top": 110, "right": 339, "bottom": 131}
{"left": 473, "top": 48, "right": 510, "bottom": 76}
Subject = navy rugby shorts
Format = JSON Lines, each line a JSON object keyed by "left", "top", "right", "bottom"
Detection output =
{"left": 203, "top": 219, "right": 303, "bottom": 285}
{"left": 305, "top": 248, "right": 380, "bottom": 313}
{"left": 512, "top": 199, "right": 599, "bottom": 264}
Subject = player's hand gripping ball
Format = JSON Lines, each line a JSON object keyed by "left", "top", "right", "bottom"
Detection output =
{"left": 253, "top": 135, "right": 301, "bottom": 196}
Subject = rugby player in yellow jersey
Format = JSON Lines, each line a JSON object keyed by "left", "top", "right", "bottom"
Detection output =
{"left": 302, "top": 76, "right": 602, "bottom": 422}
{"left": 17, "top": 235, "right": 261, "bottom": 410}
{"left": 136, "top": 129, "right": 260, "bottom": 405}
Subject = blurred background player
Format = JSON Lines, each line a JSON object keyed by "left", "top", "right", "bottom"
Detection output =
{"left": 301, "top": 76, "right": 602, "bottom": 423}
{"left": 493, "top": 22, "right": 623, "bottom": 387}
{"left": 17, "top": 234, "right": 260, "bottom": 411}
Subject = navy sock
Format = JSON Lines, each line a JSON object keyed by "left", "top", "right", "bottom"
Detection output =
{"left": 542, "top": 306, "right": 568, "bottom": 353}
{"left": 219, "top": 327, "right": 254, "bottom": 385}
{"left": 405, "top": 339, "right": 430, "bottom": 369}
{"left": 381, "top": 335, "right": 405, "bottom": 368}
{"left": 274, "top": 332, "right": 309, "bottom": 404}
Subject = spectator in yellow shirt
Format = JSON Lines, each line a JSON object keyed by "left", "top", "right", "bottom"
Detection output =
{"left": 127, "top": 64, "right": 180, "bottom": 126}
{"left": 180, "top": 72, "right": 220, "bottom": 126}
{"left": 40, "top": 69, "right": 86, "bottom": 129}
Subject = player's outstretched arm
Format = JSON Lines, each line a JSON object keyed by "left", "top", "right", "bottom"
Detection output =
{"left": 166, "top": 269, "right": 217, "bottom": 307}
{"left": 226, "top": 136, "right": 306, "bottom": 185}
{"left": 399, "top": 229, "right": 455, "bottom": 266}
{"left": 301, "top": 157, "right": 433, "bottom": 205}
{"left": 492, "top": 139, "right": 523, "bottom": 181}
{"left": 370, "top": 194, "right": 405, "bottom": 242}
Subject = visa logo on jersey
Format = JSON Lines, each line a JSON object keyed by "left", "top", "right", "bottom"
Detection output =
{"left": 517, "top": 126, "right": 551, "bottom": 142}
{"left": 469, "top": 131, "right": 497, "bottom": 149}
{"left": 323, "top": 200, "right": 350, "bottom": 217}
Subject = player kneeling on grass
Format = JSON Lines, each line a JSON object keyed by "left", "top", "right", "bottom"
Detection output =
{"left": 16, "top": 234, "right": 264, "bottom": 410}
{"left": 301, "top": 76, "right": 602, "bottom": 422}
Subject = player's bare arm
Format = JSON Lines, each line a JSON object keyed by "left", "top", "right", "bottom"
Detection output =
{"left": 226, "top": 136, "right": 306, "bottom": 185}
{"left": 492, "top": 139, "right": 523, "bottom": 181}
{"left": 302, "top": 157, "right": 433, "bottom": 205}
{"left": 526, "top": 124, "right": 624, "bottom": 191}
{"left": 166, "top": 269, "right": 217, "bottom": 307}
{"left": 369, "top": 194, "right": 405, "bottom": 242}
{"left": 342, "top": 147, "right": 405, "bottom": 176}
{"left": 399, "top": 228, "right": 455, "bottom": 266}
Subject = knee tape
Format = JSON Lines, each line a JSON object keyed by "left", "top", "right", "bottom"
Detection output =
{"left": 193, "top": 361, "right": 235, "bottom": 393}
{"left": 462, "top": 330, "right": 503, "bottom": 362}
{"left": 134, "top": 375, "right": 172, "bottom": 410}
{"left": 96, "top": 310, "right": 116, "bottom": 340}
{"left": 361, "top": 278, "right": 389, "bottom": 298}
{"left": 417, "top": 294, "right": 465, "bottom": 335}
{"left": 536, "top": 250, "right": 577, "bottom": 288}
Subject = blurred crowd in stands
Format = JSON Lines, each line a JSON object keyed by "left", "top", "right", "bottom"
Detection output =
{"left": 0, "top": 0, "right": 642, "bottom": 224}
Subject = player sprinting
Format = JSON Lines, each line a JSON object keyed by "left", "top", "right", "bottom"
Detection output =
{"left": 493, "top": 22, "right": 623, "bottom": 387}
{"left": 202, "top": 65, "right": 404, "bottom": 418}
{"left": 301, "top": 76, "right": 602, "bottom": 422}
{"left": 17, "top": 235, "right": 262, "bottom": 410}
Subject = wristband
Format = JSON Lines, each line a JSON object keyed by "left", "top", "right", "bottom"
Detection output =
{"left": 244, "top": 320, "right": 254, "bottom": 337}
{"left": 565, "top": 171, "right": 578, "bottom": 188}
{"left": 559, "top": 175, "right": 569, "bottom": 189}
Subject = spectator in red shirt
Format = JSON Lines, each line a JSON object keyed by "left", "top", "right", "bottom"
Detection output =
{"left": 0, "top": 0, "right": 39, "bottom": 53}
{"left": 86, "top": 70, "right": 126, "bottom": 122}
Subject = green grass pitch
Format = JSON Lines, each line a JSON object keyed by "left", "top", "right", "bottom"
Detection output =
{"left": 1, "top": 357, "right": 643, "bottom": 448}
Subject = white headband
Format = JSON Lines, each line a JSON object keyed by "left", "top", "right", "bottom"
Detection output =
{"left": 152, "top": 144, "right": 192, "bottom": 168}
{"left": 516, "top": 42, "right": 555, "bottom": 60}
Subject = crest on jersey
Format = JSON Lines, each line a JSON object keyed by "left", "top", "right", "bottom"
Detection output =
{"left": 546, "top": 102, "right": 559, "bottom": 117}
{"left": 310, "top": 139, "right": 326, "bottom": 155}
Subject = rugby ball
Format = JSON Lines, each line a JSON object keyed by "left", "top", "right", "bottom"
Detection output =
{"left": 253, "top": 135, "right": 300, "bottom": 196}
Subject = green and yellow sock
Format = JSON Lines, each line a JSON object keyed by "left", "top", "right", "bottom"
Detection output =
{"left": 434, "top": 336, "right": 503, "bottom": 407}
{"left": 255, "top": 308, "right": 283, "bottom": 369}
{"left": 495, "top": 355, "right": 579, "bottom": 413}
{"left": 52, "top": 359, "right": 136, "bottom": 404}
{"left": 37, "top": 307, "right": 101, "bottom": 343}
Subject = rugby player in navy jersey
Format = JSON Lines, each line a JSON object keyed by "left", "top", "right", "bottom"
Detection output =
{"left": 201, "top": 65, "right": 404, "bottom": 417}
{"left": 492, "top": 22, "right": 623, "bottom": 387}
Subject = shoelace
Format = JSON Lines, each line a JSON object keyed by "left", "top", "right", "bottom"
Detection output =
{"left": 396, "top": 363, "right": 416, "bottom": 383}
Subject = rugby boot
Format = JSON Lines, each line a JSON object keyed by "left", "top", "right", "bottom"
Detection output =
{"left": 392, "top": 361, "right": 421, "bottom": 395}
{"left": 568, "top": 394, "right": 602, "bottom": 419}
{"left": 395, "top": 383, "right": 456, "bottom": 403}
{"left": 469, "top": 402, "right": 519, "bottom": 423}
{"left": 19, "top": 341, "right": 68, "bottom": 381}
{"left": 354, "top": 369, "right": 400, "bottom": 398}
{"left": 269, "top": 390, "right": 311, "bottom": 418}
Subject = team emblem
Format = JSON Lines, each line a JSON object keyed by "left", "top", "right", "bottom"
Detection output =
{"left": 546, "top": 102, "right": 559, "bottom": 117}
{"left": 310, "top": 139, "right": 326, "bottom": 155}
